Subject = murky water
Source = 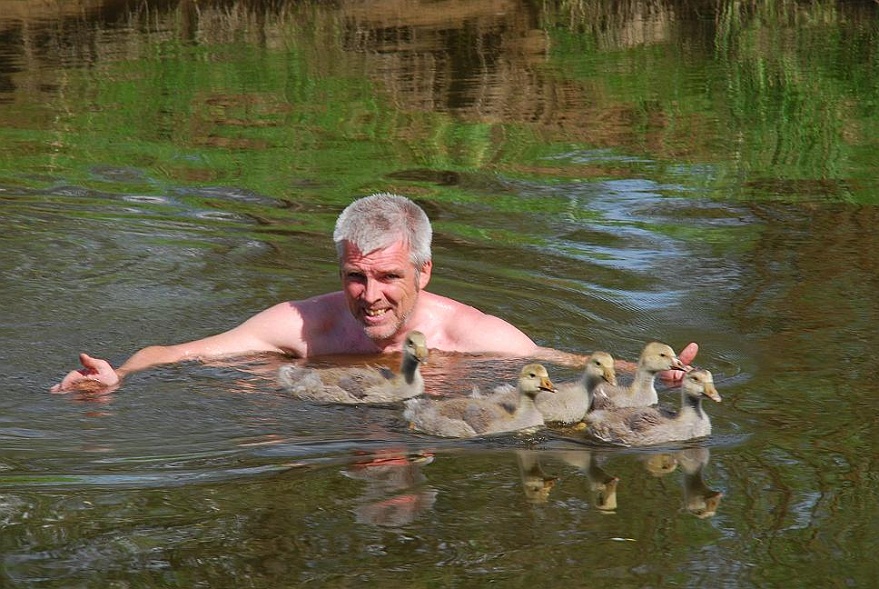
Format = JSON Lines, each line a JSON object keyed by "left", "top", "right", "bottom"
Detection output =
{"left": 2, "top": 1, "right": 879, "bottom": 587}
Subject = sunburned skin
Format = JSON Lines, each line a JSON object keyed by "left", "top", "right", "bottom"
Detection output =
{"left": 340, "top": 240, "right": 430, "bottom": 346}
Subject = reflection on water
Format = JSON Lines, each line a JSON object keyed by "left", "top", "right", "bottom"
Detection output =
{"left": 516, "top": 450, "right": 559, "bottom": 504}
{"left": 677, "top": 448, "right": 724, "bottom": 519}
{"left": 341, "top": 451, "right": 437, "bottom": 527}
{"left": 2, "top": 0, "right": 879, "bottom": 587}
{"left": 546, "top": 448, "right": 620, "bottom": 511}
{"left": 519, "top": 444, "right": 724, "bottom": 519}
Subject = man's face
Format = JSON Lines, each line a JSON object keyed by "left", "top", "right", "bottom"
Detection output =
{"left": 340, "top": 240, "right": 431, "bottom": 343}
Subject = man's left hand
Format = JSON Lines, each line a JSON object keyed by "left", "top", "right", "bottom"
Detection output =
{"left": 661, "top": 342, "right": 698, "bottom": 384}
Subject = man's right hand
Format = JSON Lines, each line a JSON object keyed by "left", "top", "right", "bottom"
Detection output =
{"left": 51, "top": 353, "right": 121, "bottom": 393}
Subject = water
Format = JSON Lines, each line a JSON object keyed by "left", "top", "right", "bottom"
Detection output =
{"left": 2, "top": 1, "right": 879, "bottom": 586}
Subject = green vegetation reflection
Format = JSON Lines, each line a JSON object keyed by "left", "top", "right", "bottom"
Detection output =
{"left": 0, "top": 0, "right": 876, "bottom": 221}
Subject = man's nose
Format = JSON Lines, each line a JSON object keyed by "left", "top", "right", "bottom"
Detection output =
{"left": 362, "top": 278, "right": 381, "bottom": 302}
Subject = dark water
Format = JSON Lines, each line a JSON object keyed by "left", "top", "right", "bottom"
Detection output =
{"left": 2, "top": 1, "right": 879, "bottom": 586}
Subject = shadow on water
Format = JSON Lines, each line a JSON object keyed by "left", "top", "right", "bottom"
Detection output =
{"left": 1, "top": 0, "right": 879, "bottom": 586}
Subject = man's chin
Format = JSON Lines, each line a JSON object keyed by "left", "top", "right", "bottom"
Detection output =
{"left": 361, "top": 323, "right": 399, "bottom": 343}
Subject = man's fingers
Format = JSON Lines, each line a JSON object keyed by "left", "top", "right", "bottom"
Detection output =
{"left": 51, "top": 369, "right": 87, "bottom": 393}
{"left": 661, "top": 368, "right": 686, "bottom": 383}
{"left": 658, "top": 342, "right": 700, "bottom": 384}
{"left": 678, "top": 342, "right": 699, "bottom": 366}
{"left": 51, "top": 353, "right": 114, "bottom": 393}
{"left": 79, "top": 353, "right": 107, "bottom": 371}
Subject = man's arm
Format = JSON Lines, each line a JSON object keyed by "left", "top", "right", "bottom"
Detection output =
{"left": 532, "top": 346, "right": 589, "bottom": 368}
{"left": 534, "top": 342, "right": 699, "bottom": 382}
{"left": 445, "top": 309, "right": 541, "bottom": 356}
{"left": 51, "top": 302, "right": 304, "bottom": 393}
{"left": 435, "top": 302, "right": 699, "bottom": 377}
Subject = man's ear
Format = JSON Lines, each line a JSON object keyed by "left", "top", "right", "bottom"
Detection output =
{"left": 418, "top": 260, "right": 433, "bottom": 289}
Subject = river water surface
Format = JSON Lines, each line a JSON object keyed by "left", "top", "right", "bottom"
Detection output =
{"left": 2, "top": 1, "right": 879, "bottom": 587}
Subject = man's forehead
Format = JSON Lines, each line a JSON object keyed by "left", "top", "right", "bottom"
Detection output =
{"left": 341, "top": 238, "right": 410, "bottom": 259}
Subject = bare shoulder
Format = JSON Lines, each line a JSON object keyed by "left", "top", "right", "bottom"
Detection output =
{"left": 288, "top": 291, "right": 347, "bottom": 320}
{"left": 286, "top": 292, "right": 369, "bottom": 355}
{"left": 419, "top": 292, "right": 538, "bottom": 355}
{"left": 228, "top": 292, "right": 353, "bottom": 357}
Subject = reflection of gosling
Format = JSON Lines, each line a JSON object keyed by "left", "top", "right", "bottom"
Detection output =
{"left": 685, "top": 486, "right": 723, "bottom": 519}
{"left": 485, "top": 352, "right": 615, "bottom": 426}
{"left": 591, "top": 342, "right": 687, "bottom": 409}
{"left": 279, "top": 331, "right": 428, "bottom": 404}
{"left": 404, "top": 364, "right": 556, "bottom": 438}
{"left": 642, "top": 453, "right": 679, "bottom": 477}
{"left": 586, "top": 369, "right": 721, "bottom": 446}
{"left": 556, "top": 450, "right": 619, "bottom": 512}
{"left": 517, "top": 451, "right": 558, "bottom": 504}
{"left": 590, "top": 473, "right": 619, "bottom": 512}
{"left": 678, "top": 447, "right": 723, "bottom": 519}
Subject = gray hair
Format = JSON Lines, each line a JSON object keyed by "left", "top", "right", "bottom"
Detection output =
{"left": 333, "top": 193, "right": 432, "bottom": 268}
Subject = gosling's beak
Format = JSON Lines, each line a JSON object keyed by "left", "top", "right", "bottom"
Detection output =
{"left": 416, "top": 346, "right": 429, "bottom": 364}
{"left": 539, "top": 376, "right": 556, "bottom": 394}
{"left": 670, "top": 355, "right": 689, "bottom": 371}
{"left": 703, "top": 382, "right": 721, "bottom": 403}
{"left": 670, "top": 355, "right": 695, "bottom": 375}
{"left": 603, "top": 366, "right": 618, "bottom": 387}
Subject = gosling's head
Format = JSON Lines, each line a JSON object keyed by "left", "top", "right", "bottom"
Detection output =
{"left": 640, "top": 341, "right": 687, "bottom": 373}
{"left": 585, "top": 351, "right": 618, "bottom": 386}
{"left": 682, "top": 369, "right": 721, "bottom": 402}
{"left": 518, "top": 363, "right": 556, "bottom": 398}
{"left": 403, "top": 330, "right": 429, "bottom": 364}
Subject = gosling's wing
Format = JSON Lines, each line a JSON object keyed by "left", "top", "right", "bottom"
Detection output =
{"left": 590, "top": 381, "right": 624, "bottom": 410}
{"left": 376, "top": 366, "right": 395, "bottom": 380}
{"left": 278, "top": 366, "right": 325, "bottom": 398}
{"left": 625, "top": 407, "right": 666, "bottom": 432}
{"left": 469, "top": 383, "right": 518, "bottom": 414}
{"left": 459, "top": 401, "right": 511, "bottom": 434}
{"left": 334, "top": 368, "right": 385, "bottom": 399}
{"left": 404, "top": 398, "right": 479, "bottom": 438}
{"left": 585, "top": 408, "right": 639, "bottom": 446}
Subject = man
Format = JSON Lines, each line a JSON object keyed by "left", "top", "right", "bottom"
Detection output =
{"left": 52, "top": 193, "right": 695, "bottom": 392}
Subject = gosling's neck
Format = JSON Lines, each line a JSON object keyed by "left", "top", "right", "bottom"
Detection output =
{"left": 630, "top": 366, "right": 659, "bottom": 401}
{"left": 681, "top": 392, "right": 705, "bottom": 420}
{"left": 514, "top": 391, "right": 540, "bottom": 416}
{"left": 400, "top": 353, "right": 421, "bottom": 385}
{"left": 581, "top": 373, "right": 602, "bottom": 406}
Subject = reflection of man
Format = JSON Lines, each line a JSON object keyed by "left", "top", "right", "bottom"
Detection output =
{"left": 52, "top": 192, "right": 695, "bottom": 392}
{"left": 343, "top": 452, "right": 437, "bottom": 527}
